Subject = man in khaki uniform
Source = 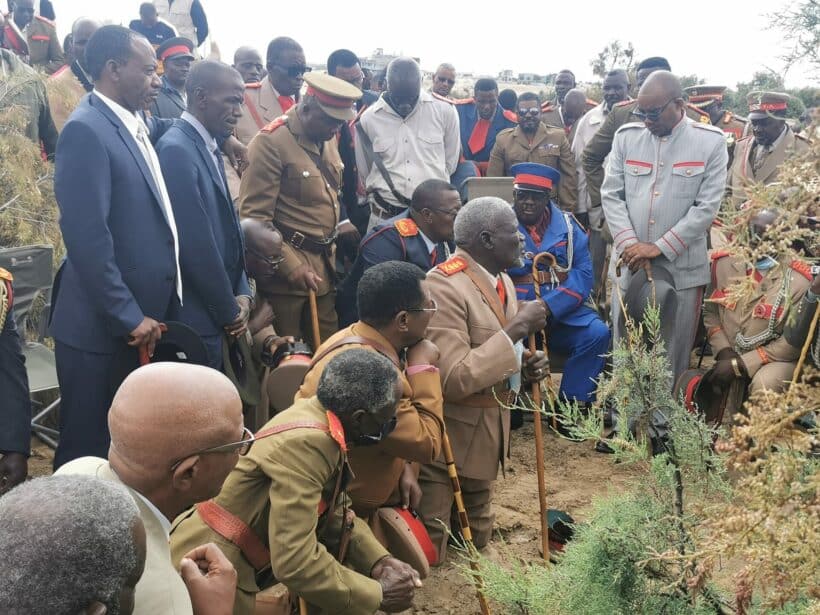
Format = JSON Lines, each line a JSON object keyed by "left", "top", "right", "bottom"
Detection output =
{"left": 704, "top": 249, "right": 812, "bottom": 395}
{"left": 684, "top": 84, "right": 748, "bottom": 166}
{"left": 728, "top": 91, "right": 810, "bottom": 207}
{"left": 297, "top": 262, "right": 444, "bottom": 517}
{"left": 11, "top": 0, "right": 63, "bottom": 73}
{"left": 417, "top": 197, "right": 548, "bottom": 561}
{"left": 487, "top": 92, "right": 578, "bottom": 212}
{"left": 239, "top": 72, "right": 362, "bottom": 348}
{"left": 170, "top": 350, "right": 422, "bottom": 615}
{"left": 46, "top": 17, "right": 98, "bottom": 131}
{"left": 582, "top": 57, "right": 711, "bottom": 212}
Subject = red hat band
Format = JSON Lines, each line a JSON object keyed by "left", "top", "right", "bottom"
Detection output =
{"left": 514, "top": 173, "right": 552, "bottom": 190}
{"left": 750, "top": 102, "right": 787, "bottom": 112}
{"left": 161, "top": 45, "right": 192, "bottom": 61}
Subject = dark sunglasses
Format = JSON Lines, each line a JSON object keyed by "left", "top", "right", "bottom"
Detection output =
{"left": 517, "top": 107, "right": 540, "bottom": 117}
{"left": 275, "top": 64, "right": 311, "bottom": 78}
{"left": 247, "top": 246, "right": 285, "bottom": 270}
{"left": 633, "top": 98, "right": 676, "bottom": 122}
{"left": 170, "top": 427, "right": 254, "bottom": 471}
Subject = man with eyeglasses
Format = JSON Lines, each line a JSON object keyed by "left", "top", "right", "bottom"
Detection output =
{"left": 601, "top": 70, "right": 727, "bottom": 388}
{"left": 487, "top": 92, "right": 578, "bottom": 212}
{"left": 57, "top": 362, "right": 244, "bottom": 615}
{"left": 418, "top": 197, "right": 549, "bottom": 562}
{"left": 336, "top": 179, "right": 460, "bottom": 327}
{"left": 172, "top": 349, "right": 423, "bottom": 614}
{"left": 355, "top": 57, "right": 460, "bottom": 231}
{"left": 431, "top": 62, "right": 456, "bottom": 99}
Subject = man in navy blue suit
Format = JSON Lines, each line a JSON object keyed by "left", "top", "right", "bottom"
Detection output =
{"left": 50, "top": 26, "right": 181, "bottom": 469}
{"left": 156, "top": 61, "right": 251, "bottom": 369}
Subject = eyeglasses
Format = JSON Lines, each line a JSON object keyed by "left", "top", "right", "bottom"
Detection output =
{"left": 425, "top": 206, "right": 459, "bottom": 219}
{"left": 633, "top": 98, "right": 676, "bottom": 122}
{"left": 169, "top": 427, "right": 255, "bottom": 471}
{"left": 407, "top": 298, "right": 438, "bottom": 314}
{"left": 247, "top": 247, "right": 285, "bottom": 270}
{"left": 275, "top": 64, "right": 312, "bottom": 78}
{"left": 517, "top": 107, "right": 540, "bottom": 117}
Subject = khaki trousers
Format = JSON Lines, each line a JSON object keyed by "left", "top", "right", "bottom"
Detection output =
{"left": 750, "top": 361, "right": 797, "bottom": 394}
{"left": 417, "top": 462, "right": 495, "bottom": 563}
{"left": 268, "top": 291, "right": 338, "bottom": 351}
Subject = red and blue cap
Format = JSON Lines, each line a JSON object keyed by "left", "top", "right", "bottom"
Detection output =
{"left": 511, "top": 162, "right": 560, "bottom": 193}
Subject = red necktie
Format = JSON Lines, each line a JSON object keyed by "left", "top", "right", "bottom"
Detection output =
{"left": 496, "top": 278, "right": 506, "bottom": 306}
{"left": 430, "top": 247, "right": 437, "bottom": 266}
{"left": 468, "top": 119, "right": 491, "bottom": 155}
{"left": 278, "top": 95, "right": 294, "bottom": 112}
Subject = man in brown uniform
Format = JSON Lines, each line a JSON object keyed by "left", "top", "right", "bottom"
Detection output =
{"left": 11, "top": 0, "right": 63, "bottom": 73}
{"left": 170, "top": 350, "right": 422, "bottom": 615}
{"left": 582, "top": 56, "right": 710, "bottom": 212}
{"left": 297, "top": 261, "right": 445, "bottom": 517}
{"left": 684, "top": 85, "right": 747, "bottom": 143}
{"left": 417, "top": 197, "right": 548, "bottom": 561}
{"left": 487, "top": 92, "right": 578, "bottom": 212}
{"left": 703, "top": 211, "right": 812, "bottom": 395}
{"left": 239, "top": 72, "right": 362, "bottom": 348}
{"left": 728, "top": 91, "right": 809, "bottom": 207}
{"left": 540, "top": 69, "right": 596, "bottom": 129}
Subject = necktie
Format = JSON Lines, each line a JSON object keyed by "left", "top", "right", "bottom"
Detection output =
{"left": 496, "top": 277, "right": 506, "bottom": 307}
{"left": 278, "top": 95, "right": 294, "bottom": 112}
{"left": 430, "top": 246, "right": 437, "bottom": 266}
{"left": 752, "top": 144, "right": 768, "bottom": 174}
{"left": 212, "top": 146, "right": 230, "bottom": 195}
{"left": 467, "top": 118, "right": 491, "bottom": 155}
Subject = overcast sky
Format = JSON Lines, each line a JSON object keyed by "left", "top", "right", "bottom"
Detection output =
{"left": 53, "top": 0, "right": 816, "bottom": 88}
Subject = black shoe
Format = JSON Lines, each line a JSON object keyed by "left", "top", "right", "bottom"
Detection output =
{"left": 594, "top": 432, "right": 616, "bottom": 454}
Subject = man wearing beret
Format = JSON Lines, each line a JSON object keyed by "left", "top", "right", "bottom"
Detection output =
{"left": 149, "top": 36, "right": 195, "bottom": 119}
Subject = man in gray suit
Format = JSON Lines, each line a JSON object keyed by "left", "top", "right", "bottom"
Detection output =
{"left": 602, "top": 71, "right": 728, "bottom": 385}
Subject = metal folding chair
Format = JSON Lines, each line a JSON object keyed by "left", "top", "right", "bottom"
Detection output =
{"left": 0, "top": 245, "right": 60, "bottom": 448}
{"left": 464, "top": 176, "right": 515, "bottom": 203}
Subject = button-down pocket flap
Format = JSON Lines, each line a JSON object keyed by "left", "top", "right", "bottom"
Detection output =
{"left": 625, "top": 160, "right": 652, "bottom": 175}
{"left": 672, "top": 162, "right": 705, "bottom": 177}
{"left": 418, "top": 132, "right": 443, "bottom": 145}
{"left": 285, "top": 166, "right": 316, "bottom": 180}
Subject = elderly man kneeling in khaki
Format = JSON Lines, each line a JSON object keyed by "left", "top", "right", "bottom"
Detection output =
{"left": 170, "top": 349, "right": 422, "bottom": 614}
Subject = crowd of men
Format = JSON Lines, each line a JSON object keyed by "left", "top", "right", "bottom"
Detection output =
{"left": 0, "top": 2, "right": 818, "bottom": 614}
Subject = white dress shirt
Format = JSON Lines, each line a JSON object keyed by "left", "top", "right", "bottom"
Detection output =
{"left": 94, "top": 89, "right": 182, "bottom": 301}
{"left": 181, "top": 110, "right": 219, "bottom": 171}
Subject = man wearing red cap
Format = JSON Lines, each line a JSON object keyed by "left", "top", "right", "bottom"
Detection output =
{"left": 149, "top": 36, "right": 195, "bottom": 119}
{"left": 684, "top": 84, "right": 748, "bottom": 166}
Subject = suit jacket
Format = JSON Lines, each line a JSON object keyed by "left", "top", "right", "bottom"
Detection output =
{"left": 296, "top": 321, "right": 445, "bottom": 513}
{"left": 156, "top": 119, "right": 250, "bottom": 336}
{"left": 601, "top": 117, "right": 728, "bottom": 291}
{"left": 148, "top": 76, "right": 187, "bottom": 119}
{"left": 426, "top": 250, "right": 521, "bottom": 481}
{"left": 50, "top": 93, "right": 178, "bottom": 353}
{"left": 170, "top": 397, "right": 388, "bottom": 615}
{"left": 728, "top": 127, "right": 809, "bottom": 207}
{"left": 56, "top": 457, "right": 194, "bottom": 615}
{"left": 455, "top": 101, "right": 517, "bottom": 163}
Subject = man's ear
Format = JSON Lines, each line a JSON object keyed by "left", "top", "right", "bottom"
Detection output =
{"left": 395, "top": 310, "right": 410, "bottom": 332}
{"left": 479, "top": 230, "right": 494, "bottom": 250}
{"left": 82, "top": 602, "right": 107, "bottom": 615}
{"left": 171, "top": 455, "right": 200, "bottom": 492}
{"left": 349, "top": 408, "right": 367, "bottom": 435}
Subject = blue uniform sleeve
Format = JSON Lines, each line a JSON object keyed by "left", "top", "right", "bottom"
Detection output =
{"left": 541, "top": 219, "right": 593, "bottom": 321}
{"left": 191, "top": 0, "right": 209, "bottom": 45}
{"left": 360, "top": 228, "right": 405, "bottom": 272}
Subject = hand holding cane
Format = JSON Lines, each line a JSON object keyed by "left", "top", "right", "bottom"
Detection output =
{"left": 531, "top": 252, "right": 559, "bottom": 429}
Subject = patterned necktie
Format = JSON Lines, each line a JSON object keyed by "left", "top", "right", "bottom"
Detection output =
{"left": 212, "top": 145, "right": 229, "bottom": 194}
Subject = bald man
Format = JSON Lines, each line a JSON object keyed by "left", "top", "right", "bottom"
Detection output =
{"left": 57, "top": 362, "right": 243, "bottom": 615}
{"left": 232, "top": 46, "right": 263, "bottom": 84}
{"left": 47, "top": 17, "right": 100, "bottom": 130}
{"left": 561, "top": 89, "right": 588, "bottom": 143}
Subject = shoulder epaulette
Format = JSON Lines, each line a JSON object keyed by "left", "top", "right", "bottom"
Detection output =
{"left": 692, "top": 122, "right": 725, "bottom": 136}
{"left": 790, "top": 260, "right": 813, "bottom": 281}
{"left": 34, "top": 14, "right": 55, "bottom": 26}
{"left": 49, "top": 64, "right": 69, "bottom": 79}
{"left": 431, "top": 92, "right": 455, "bottom": 104}
{"left": 497, "top": 126, "right": 515, "bottom": 137}
{"left": 615, "top": 121, "right": 644, "bottom": 134}
{"left": 245, "top": 82, "right": 262, "bottom": 89}
{"left": 710, "top": 250, "right": 731, "bottom": 261}
{"left": 394, "top": 217, "right": 418, "bottom": 237}
{"left": 502, "top": 109, "right": 518, "bottom": 123}
{"left": 585, "top": 98, "right": 598, "bottom": 109}
{"left": 451, "top": 97, "right": 474, "bottom": 105}
{"left": 435, "top": 256, "right": 468, "bottom": 276}
{"left": 614, "top": 99, "right": 635, "bottom": 108}
{"left": 260, "top": 115, "right": 288, "bottom": 133}
{"left": 541, "top": 101, "right": 556, "bottom": 111}
{"left": 0, "top": 267, "right": 13, "bottom": 282}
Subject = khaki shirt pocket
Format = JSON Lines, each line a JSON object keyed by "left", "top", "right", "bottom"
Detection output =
{"left": 283, "top": 165, "right": 324, "bottom": 205}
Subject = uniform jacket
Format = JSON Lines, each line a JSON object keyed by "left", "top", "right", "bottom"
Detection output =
{"left": 783, "top": 289, "right": 819, "bottom": 369}
{"left": 239, "top": 108, "right": 341, "bottom": 297}
{"left": 335, "top": 212, "right": 451, "bottom": 326}
{"left": 339, "top": 90, "right": 379, "bottom": 227}
{"left": 704, "top": 254, "right": 811, "bottom": 377}
{"left": 426, "top": 249, "right": 521, "bottom": 481}
{"left": 508, "top": 202, "right": 598, "bottom": 328}
{"left": 601, "top": 117, "right": 728, "bottom": 290}
{"left": 728, "top": 126, "right": 809, "bottom": 207}
{"left": 582, "top": 99, "right": 711, "bottom": 209}
{"left": 156, "top": 118, "right": 250, "bottom": 335}
{"left": 0, "top": 48, "right": 57, "bottom": 156}
{"left": 56, "top": 457, "right": 194, "bottom": 615}
{"left": 24, "top": 15, "right": 63, "bottom": 74}
{"left": 296, "top": 321, "right": 445, "bottom": 513}
{"left": 487, "top": 122, "right": 578, "bottom": 212}
{"left": 540, "top": 98, "right": 596, "bottom": 143}
{"left": 235, "top": 76, "right": 289, "bottom": 145}
{"left": 455, "top": 101, "right": 517, "bottom": 163}
{"left": 50, "top": 93, "right": 178, "bottom": 353}
{"left": 170, "top": 397, "right": 389, "bottom": 615}
{"left": 46, "top": 61, "right": 90, "bottom": 131}
{"left": 149, "top": 76, "right": 187, "bottom": 119}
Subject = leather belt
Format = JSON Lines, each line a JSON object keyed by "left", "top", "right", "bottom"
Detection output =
{"left": 370, "top": 192, "right": 407, "bottom": 219}
{"left": 277, "top": 223, "right": 337, "bottom": 255}
{"left": 510, "top": 271, "right": 568, "bottom": 286}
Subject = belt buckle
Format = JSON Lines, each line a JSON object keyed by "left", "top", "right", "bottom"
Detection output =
{"left": 290, "top": 231, "right": 306, "bottom": 249}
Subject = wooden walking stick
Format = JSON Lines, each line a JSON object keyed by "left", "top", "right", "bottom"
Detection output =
{"left": 787, "top": 302, "right": 820, "bottom": 400}
{"left": 441, "top": 432, "right": 492, "bottom": 615}
{"left": 531, "top": 252, "right": 559, "bottom": 429}
{"left": 308, "top": 289, "right": 321, "bottom": 348}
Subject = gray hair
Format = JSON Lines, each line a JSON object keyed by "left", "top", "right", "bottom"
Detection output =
{"left": 0, "top": 475, "right": 141, "bottom": 614}
{"left": 317, "top": 348, "right": 400, "bottom": 417}
{"left": 454, "top": 196, "right": 515, "bottom": 247}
